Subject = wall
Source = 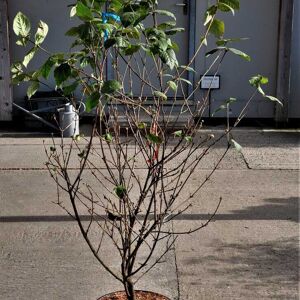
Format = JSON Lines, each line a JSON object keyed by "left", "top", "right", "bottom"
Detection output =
{"left": 290, "top": 0, "right": 300, "bottom": 119}
{"left": 8, "top": 0, "right": 75, "bottom": 105}
{"left": 194, "top": 0, "right": 280, "bottom": 118}
{"left": 7, "top": 0, "right": 286, "bottom": 119}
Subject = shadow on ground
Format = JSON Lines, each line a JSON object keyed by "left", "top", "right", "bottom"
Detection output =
{"left": 184, "top": 236, "right": 299, "bottom": 299}
{"left": 1, "top": 197, "right": 298, "bottom": 223}
{"left": 227, "top": 197, "right": 299, "bottom": 223}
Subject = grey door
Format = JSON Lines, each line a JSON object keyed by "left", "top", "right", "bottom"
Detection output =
{"left": 194, "top": 0, "right": 280, "bottom": 118}
{"left": 111, "top": 0, "right": 190, "bottom": 99}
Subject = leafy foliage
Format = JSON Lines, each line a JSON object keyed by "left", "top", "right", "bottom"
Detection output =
{"left": 146, "top": 133, "right": 163, "bottom": 144}
{"left": 101, "top": 80, "right": 122, "bottom": 94}
{"left": 250, "top": 75, "right": 282, "bottom": 105}
{"left": 86, "top": 91, "right": 100, "bottom": 112}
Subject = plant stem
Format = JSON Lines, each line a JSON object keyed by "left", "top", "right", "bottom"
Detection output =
{"left": 124, "top": 277, "right": 136, "bottom": 300}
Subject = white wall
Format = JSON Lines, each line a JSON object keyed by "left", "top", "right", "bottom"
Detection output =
{"left": 290, "top": 0, "right": 300, "bottom": 119}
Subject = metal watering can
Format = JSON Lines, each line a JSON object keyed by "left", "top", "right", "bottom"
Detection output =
{"left": 58, "top": 103, "right": 86, "bottom": 137}
{"left": 13, "top": 101, "right": 86, "bottom": 137}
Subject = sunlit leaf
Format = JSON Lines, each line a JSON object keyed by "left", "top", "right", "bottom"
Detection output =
{"left": 13, "top": 12, "right": 31, "bottom": 38}
{"left": 230, "top": 139, "right": 242, "bottom": 152}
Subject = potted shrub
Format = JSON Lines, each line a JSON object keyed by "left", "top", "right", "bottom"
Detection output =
{"left": 11, "top": 0, "right": 281, "bottom": 299}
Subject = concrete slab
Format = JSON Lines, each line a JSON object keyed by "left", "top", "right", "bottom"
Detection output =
{"left": 172, "top": 170, "right": 299, "bottom": 300}
{"left": 242, "top": 147, "right": 299, "bottom": 170}
{"left": 0, "top": 130, "right": 299, "bottom": 300}
{"left": 0, "top": 144, "right": 247, "bottom": 170}
{"left": 0, "top": 170, "right": 178, "bottom": 300}
{"left": 0, "top": 222, "right": 177, "bottom": 300}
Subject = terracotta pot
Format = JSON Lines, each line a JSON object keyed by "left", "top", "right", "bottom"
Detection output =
{"left": 98, "top": 290, "right": 171, "bottom": 300}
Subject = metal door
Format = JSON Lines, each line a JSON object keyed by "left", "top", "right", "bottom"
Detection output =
{"left": 194, "top": 0, "right": 281, "bottom": 118}
{"left": 110, "top": 0, "right": 191, "bottom": 99}
{"left": 290, "top": 0, "right": 300, "bottom": 118}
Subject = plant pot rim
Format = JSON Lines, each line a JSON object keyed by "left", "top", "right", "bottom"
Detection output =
{"left": 97, "top": 290, "right": 171, "bottom": 300}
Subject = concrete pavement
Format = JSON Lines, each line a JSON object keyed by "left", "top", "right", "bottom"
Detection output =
{"left": 0, "top": 128, "right": 299, "bottom": 299}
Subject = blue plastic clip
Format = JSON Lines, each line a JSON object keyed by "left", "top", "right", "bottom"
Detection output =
{"left": 102, "top": 12, "right": 121, "bottom": 40}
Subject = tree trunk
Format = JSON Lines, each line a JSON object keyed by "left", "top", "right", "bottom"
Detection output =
{"left": 124, "top": 277, "right": 136, "bottom": 300}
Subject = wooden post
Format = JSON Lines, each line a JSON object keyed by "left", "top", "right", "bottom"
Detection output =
{"left": 0, "top": 0, "right": 12, "bottom": 121}
{"left": 275, "top": 0, "right": 294, "bottom": 123}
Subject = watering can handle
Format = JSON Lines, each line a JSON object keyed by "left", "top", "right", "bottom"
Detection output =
{"left": 78, "top": 102, "right": 86, "bottom": 115}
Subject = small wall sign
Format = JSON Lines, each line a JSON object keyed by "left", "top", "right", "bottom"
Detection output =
{"left": 200, "top": 75, "right": 220, "bottom": 90}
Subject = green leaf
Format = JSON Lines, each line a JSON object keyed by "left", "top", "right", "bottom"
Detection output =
{"left": 157, "top": 21, "right": 176, "bottom": 30}
{"left": 65, "top": 26, "right": 80, "bottom": 37}
{"left": 257, "top": 85, "right": 265, "bottom": 96}
{"left": 146, "top": 133, "right": 163, "bottom": 144}
{"left": 206, "top": 47, "right": 222, "bottom": 57}
{"left": 16, "top": 38, "right": 27, "bottom": 46}
{"left": 180, "top": 65, "right": 196, "bottom": 73}
{"left": 40, "top": 57, "right": 55, "bottom": 79}
{"left": 27, "top": 81, "right": 39, "bottom": 99}
{"left": 219, "top": 0, "right": 240, "bottom": 10}
{"left": 62, "top": 81, "right": 78, "bottom": 96}
{"left": 115, "top": 37, "right": 129, "bottom": 48}
{"left": 201, "top": 36, "right": 208, "bottom": 46}
{"left": 153, "top": 10, "right": 176, "bottom": 20}
{"left": 11, "top": 62, "right": 23, "bottom": 76}
{"left": 212, "top": 98, "right": 237, "bottom": 116}
{"left": 249, "top": 75, "right": 269, "bottom": 87}
{"left": 86, "top": 91, "right": 100, "bottom": 112}
{"left": 218, "top": 0, "right": 240, "bottom": 15}
{"left": 174, "top": 130, "right": 183, "bottom": 137}
{"left": 178, "top": 78, "right": 192, "bottom": 86}
{"left": 22, "top": 47, "right": 37, "bottom": 68}
{"left": 70, "top": 6, "right": 77, "bottom": 17}
{"left": 12, "top": 74, "right": 27, "bottom": 85}
{"left": 165, "top": 27, "right": 185, "bottom": 35}
{"left": 104, "top": 133, "right": 113, "bottom": 143}
{"left": 54, "top": 63, "right": 72, "bottom": 86}
{"left": 216, "top": 37, "right": 249, "bottom": 46}
{"left": 230, "top": 139, "right": 242, "bottom": 153}
{"left": 78, "top": 150, "right": 86, "bottom": 158}
{"left": 257, "top": 86, "right": 283, "bottom": 106}
{"left": 167, "top": 80, "right": 177, "bottom": 91}
{"left": 121, "top": 12, "right": 137, "bottom": 27}
{"left": 101, "top": 80, "right": 122, "bottom": 94}
{"left": 35, "top": 20, "right": 48, "bottom": 45}
{"left": 209, "top": 19, "right": 225, "bottom": 38}
{"left": 171, "top": 41, "right": 180, "bottom": 52}
{"left": 185, "top": 136, "right": 193, "bottom": 143}
{"left": 138, "top": 122, "right": 147, "bottom": 129}
{"left": 228, "top": 48, "right": 251, "bottom": 61}
{"left": 154, "top": 91, "right": 167, "bottom": 101}
{"left": 13, "top": 12, "right": 31, "bottom": 38}
{"left": 104, "top": 38, "right": 117, "bottom": 49}
{"left": 114, "top": 185, "right": 126, "bottom": 198}
{"left": 204, "top": 5, "right": 217, "bottom": 26}
{"left": 218, "top": 3, "right": 235, "bottom": 15}
{"left": 75, "top": 2, "right": 93, "bottom": 21}
{"left": 264, "top": 95, "right": 283, "bottom": 106}
{"left": 123, "top": 44, "right": 141, "bottom": 55}
{"left": 163, "top": 48, "right": 178, "bottom": 70}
